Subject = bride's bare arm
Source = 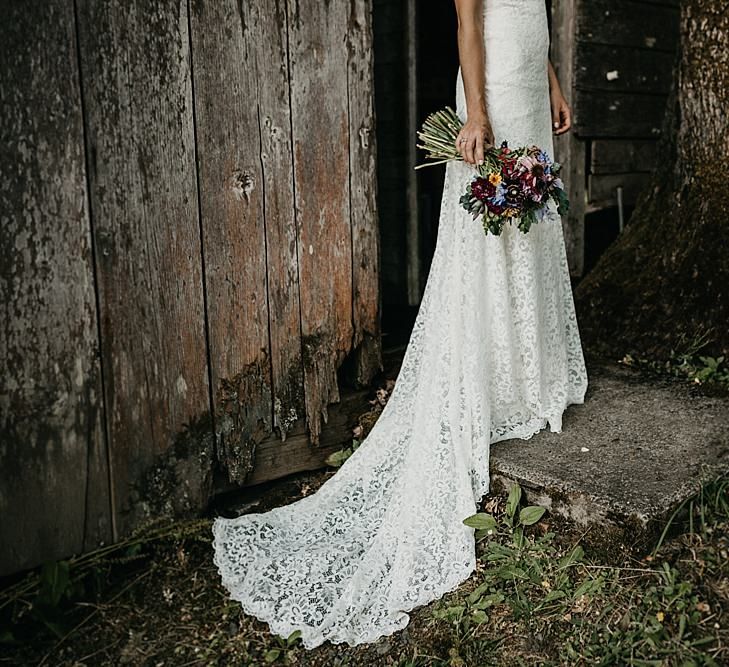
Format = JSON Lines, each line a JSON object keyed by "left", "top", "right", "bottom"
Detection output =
{"left": 548, "top": 59, "right": 572, "bottom": 135}
{"left": 453, "top": 0, "right": 494, "bottom": 165}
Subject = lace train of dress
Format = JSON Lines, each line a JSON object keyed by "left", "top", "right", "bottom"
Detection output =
{"left": 212, "top": 0, "right": 588, "bottom": 650}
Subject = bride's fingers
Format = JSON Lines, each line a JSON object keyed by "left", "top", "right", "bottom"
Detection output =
{"left": 465, "top": 136, "right": 476, "bottom": 164}
{"left": 455, "top": 133, "right": 467, "bottom": 158}
{"left": 474, "top": 138, "right": 485, "bottom": 165}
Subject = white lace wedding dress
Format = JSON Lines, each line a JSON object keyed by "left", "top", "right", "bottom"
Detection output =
{"left": 212, "top": 0, "right": 588, "bottom": 650}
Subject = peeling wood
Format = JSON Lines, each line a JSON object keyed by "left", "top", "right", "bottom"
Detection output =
{"left": 188, "top": 1, "right": 274, "bottom": 479}
{"left": 287, "top": 0, "right": 354, "bottom": 445}
{"left": 189, "top": 0, "right": 305, "bottom": 464}
{"left": 215, "top": 357, "right": 272, "bottom": 484}
{"left": 128, "top": 413, "right": 215, "bottom": 526}
{"left": 2, "top": 0, "right": 382, "bottom": 574}
{"left": 255, "top": 0, "right": 306, "bottom": 442}
{"left": 0, "top": 0, "right": 111, "bottom": 575}
{"left": 214, "top": 384, "right": 377, "bottom": 491}
{"left": 347, "top": 0, "right": 384, "bottom": 388}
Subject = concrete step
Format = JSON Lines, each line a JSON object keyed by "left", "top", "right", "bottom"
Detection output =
{"left": 489, "top": 361, "right": 729, "bottom": 551}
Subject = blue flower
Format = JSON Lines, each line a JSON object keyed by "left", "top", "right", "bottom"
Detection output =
{"left": 490, "top": 182, "right": 507, "bottom": 206}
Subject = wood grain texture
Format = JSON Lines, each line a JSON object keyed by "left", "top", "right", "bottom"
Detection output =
{"left": 287, "top": 0, "right": 354, "bottom": 445}
{"left": 189, "top": 0, "right": 296, "bottom": 483}
{"left": 0, "top": 0, "right": 111, "bottom": 575}
{"left": 253, "top": 0, "right": 307, "bottom": 443}
{"left": 551, "top": 0, "right": 586, "bottom": 276}
{"left": 574, "top": 91, "right": 668, "bottom": 138}
{"left": 346, "top": 0, "right": 383, "bottom": 388}
{"left": 577, "top": 0, "right": 679, "bottom": 52}
{"left": 575, "top": 43, "right": 675, "bottom": 94}
{"left": 240, "top": 387, "right": 372, "bottom": 487}
{"left": 591, "top": 139, "right": 658, "bottom": 174}
{"left": 75, "top": 0, "right": 211, "bottom": 535}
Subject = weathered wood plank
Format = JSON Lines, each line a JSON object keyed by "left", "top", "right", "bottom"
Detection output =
{"left": 575, "top": 43, "right": 675, "bottom": 94}
{"left": 591, "top": 139, "right": 658, "bottom": 174}
{"left": 347, "top": 0, "right": 383, "bottom": 388}
{"left": 574, "top": 90, "right": 668, "bottom": 138}
{"left": 0, "top": 0, "right": 111, "bottom": 575}
{"left": 224, "top": 347, "right": 405, "bottom": 489}
{"left": 287, "top": 0, "right": 354, "bottom": 445}
{"left": 551, "top": 0, "right": 586, "bottom": 276}
{"left": 189, "top": 0, "right": 301, "bottom": 483}
{"left": 237, "top": 387, "right": 372, "bottom": 488}
{"left": 588, "top": 172, "right": 652, "bottom": 208}
{"left": 75, "top": 0, "right": 212, "bottom": 535}
{"left": 577, "top": 0, "right": 679, "bottom": 52}
{"left": 252, "top": 0, "right": 306, "bottom": 444}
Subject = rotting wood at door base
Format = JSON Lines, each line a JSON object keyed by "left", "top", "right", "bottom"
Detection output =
{"left": 212, "top": 382, "right": 380, "bottom": 495}
{"left": 126, "top": 412, "right": 216, "bottom": 529}
{"left": 215, "top": 354, "right": 273, "bottom": 485}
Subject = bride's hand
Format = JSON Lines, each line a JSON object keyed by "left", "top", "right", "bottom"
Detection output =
{"left": 455, "top": 113, "right": 495, "bottom": 166}
{"left": 550, "top": 91, "right": 572, "bottom": 135}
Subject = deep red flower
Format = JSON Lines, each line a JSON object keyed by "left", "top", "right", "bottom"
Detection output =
{"left": 471, "top": 177, "right": 495, "bottom": 202}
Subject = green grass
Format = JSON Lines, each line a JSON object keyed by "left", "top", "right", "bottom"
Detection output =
{"left": 1, "top": 474, "right": 727, "bottom": 666}
{"left": 619, "top": 328, "right": 729, "bottom": 392}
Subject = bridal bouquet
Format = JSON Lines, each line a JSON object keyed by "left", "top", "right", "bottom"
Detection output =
{"left": 416, "top": 106, "right": 569, "bottom": 236}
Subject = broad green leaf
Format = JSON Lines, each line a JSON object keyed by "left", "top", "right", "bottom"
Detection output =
{"left": 471, "top": 609, "right": 488, "bottom": 623}
{"left": 463, "top": 512, "right": 497, "bottom": 531}
{"left": 467, "top": 581, "right": 490, "bottom": 604}
{"left": 38, "top": 560, "right": 70, "bottom": 607}
{"left": 265, "top": 648, "right": 281, "bottom": 662}
{"left": 519, "top": 505, "right": 546, "bottom": 526}
{"left": 324, "top": 448, "right": 352, "bottom": 468}
{"left": 559, "top": 545, "right": 584, "bottom": 569}
{"left": 543, "top": 589, "right": 567, "bottom": 603}
{"left": 474, "top": 592, "right": 505, "bottom": 609}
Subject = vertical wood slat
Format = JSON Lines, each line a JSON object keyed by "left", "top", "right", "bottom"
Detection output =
{"left": 347, "top": 0, "right": 383, "bottom": 387}
{"left": 254, "top": 0, "right": 308, "bottom": 442}
{"left": 287, "top": 0, "right": 354, "bottom": 445}
{"left": 75, "top": 0, "right": 212, "bottom": 535}
{"left": 0, "top": 0, "right": 111, "bottom": 575}
{"left": 254, "top": 0, "right": 306, "bottom": 440}
{"left": 188, "top": 1, "right": 269, "bottom": 483}
{"left": 189, "top": 0, "right": 306, "bottom": 484}
{"left": 551, "top": 0, "right": 586, "bottom": 277}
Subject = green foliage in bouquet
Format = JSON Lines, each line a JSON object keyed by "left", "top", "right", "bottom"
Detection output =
{"left": 416, "top": 106, "right": 569, "bottom": 237}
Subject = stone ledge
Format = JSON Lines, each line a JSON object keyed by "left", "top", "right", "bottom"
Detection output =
{"left": 489, "top": 361, "right": 729, "bottom": 547}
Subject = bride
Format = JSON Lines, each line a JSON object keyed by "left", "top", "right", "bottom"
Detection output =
{"left": 212, "top": 0, "right": 588, "bottom": 650}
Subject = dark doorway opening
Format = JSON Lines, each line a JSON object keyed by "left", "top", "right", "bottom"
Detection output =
{"left": 372, "top": 1, "right": 459, "bottom": 351}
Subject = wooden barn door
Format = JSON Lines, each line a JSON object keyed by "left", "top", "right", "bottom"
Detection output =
{"left": 189, "top": 0, "right": 382, "bottom": 487}
{"left": 0, "top": 1, "right": 113, "bottom": 575}
{"left": 1, "top": 0, "right": 380, "bottom": 574}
